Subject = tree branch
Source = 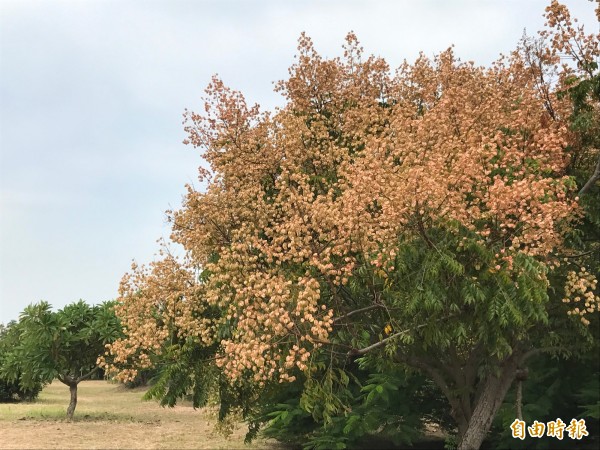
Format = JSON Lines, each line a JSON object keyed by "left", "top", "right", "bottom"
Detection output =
{"left": 416, "top": 209, "right": 435, "bottom": 249}
{"left": 519, "top": 346, "right": 565, "bottom": 364}
{"left": 579, "top": 152, "right": 600, "bottom": 196}
{"left": 349, "top": 323, "right": 427, "bottom": 357}
{"left": 349, "top": 316, "right": 453, "bottom": 357}
{"left": 405, "top": 354, "right": 470, "bottom": 435}
{"left": 333, "top": 304, "right": 383, "bottom": 323}
{"left": 76, "top": 366, "right": 100, "bottom": 384}
{"left": 407, "top": 356, "right": 453, "bottom": 400}
{"left": 557, "top": 249, "right": 598, "bottom": 259}
{"left": 58, "top": 374, "right": 76, "bottom": 385}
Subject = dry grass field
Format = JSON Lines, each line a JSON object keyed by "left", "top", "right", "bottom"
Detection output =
{"left": 0, "top": 380, "right": 280, "bottom": 449}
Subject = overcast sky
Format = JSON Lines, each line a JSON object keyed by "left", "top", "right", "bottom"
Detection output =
{"left": 0, "top": 0, "right": 597, "bottom": 324}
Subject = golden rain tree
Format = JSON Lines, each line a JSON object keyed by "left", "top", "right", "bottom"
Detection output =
{"left": 102, "top": 3, "right": 599, "bottom": 449}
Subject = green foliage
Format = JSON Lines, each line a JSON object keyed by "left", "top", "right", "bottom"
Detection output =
{"left": 490, "top": 352, "right": 600, "bottom": 449}
{"left": 342, "top": 223, "right": 556, "bottom": 362}
{"left": 143, "top": 338, "right": 220, "bottom": 409}
{"left": 0, "top": 321, "right": 44, "bottom": 402}
{"left": 561, "top": 52, "right": 599, "bottom": 269}
{"left": 485, "top": 46, "right": 600, "bottom": 450}
{"left": 247, "top": 365, "right": 448, "bottom": 450}
{"left": 0, "top": 300, "right": 121, "bottom": 390}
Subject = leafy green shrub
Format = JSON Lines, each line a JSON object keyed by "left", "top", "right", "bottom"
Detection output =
{"left": 0, "top": 321, "right": 45, "bottom": 403}
{"left": 0, "top": 376, "right": 42, "bottom": 402}
{"left": 248, "top": 365, "right": 449, "bottom": 450}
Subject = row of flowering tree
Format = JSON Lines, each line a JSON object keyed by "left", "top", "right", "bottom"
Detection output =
{"left": 101, "top": 2, "right": 599, "bottom": 449}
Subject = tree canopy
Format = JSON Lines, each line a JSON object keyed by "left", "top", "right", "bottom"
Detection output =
{"left": 102, "top": 2, "right": 599, "bottom": 449}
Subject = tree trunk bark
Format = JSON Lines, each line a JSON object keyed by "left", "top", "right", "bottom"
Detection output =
{"left": 579, "top": 152, "right": 600, "bottom": 196}
{"left": 66, "top": 383, "right": 78, "bottom": 420}
{"left": 457, "top": 360, "right": 519, "bottom": 450}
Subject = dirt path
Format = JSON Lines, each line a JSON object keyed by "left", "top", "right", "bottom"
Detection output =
{"left": 0, "top": 381, "right": 276, "bottom": 449}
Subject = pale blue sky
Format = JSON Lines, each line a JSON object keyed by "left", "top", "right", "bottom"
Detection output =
{"left": 0, "top": 0, "right": 597, "bottom": 323}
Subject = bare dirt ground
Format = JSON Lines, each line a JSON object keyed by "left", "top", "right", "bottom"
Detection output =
{"left": 0, "top": 380, "right": 279, "bottom": 449}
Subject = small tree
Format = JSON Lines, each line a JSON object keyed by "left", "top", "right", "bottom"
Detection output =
{"left": 1, "top": 300, "right": 121, "bottom": 419}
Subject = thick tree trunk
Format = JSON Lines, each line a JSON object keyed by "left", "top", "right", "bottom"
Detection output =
{"left": 400, "top": 348, "right": 544, "bottom": 450}
{"left": 66, "top": 383, "right": 78, "bottom": 420}
{"left": 457, "top": 360, "right": 519, "bottom": 450}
